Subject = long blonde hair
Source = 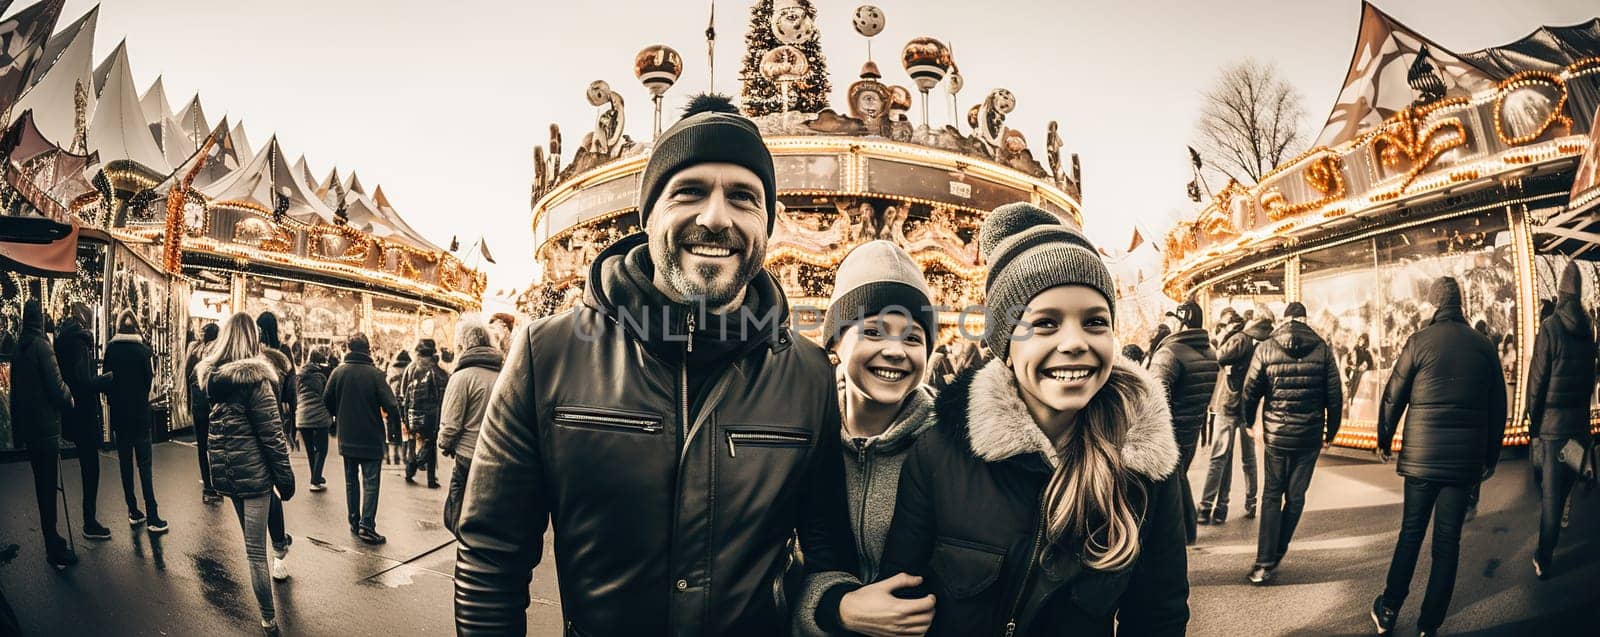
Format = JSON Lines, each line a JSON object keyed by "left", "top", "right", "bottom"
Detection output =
{"left": 198, "top": 313, "right": 261, "bottom": 390}
{"left": 1040, "top": 369, "right": 1145, "bottom": 572}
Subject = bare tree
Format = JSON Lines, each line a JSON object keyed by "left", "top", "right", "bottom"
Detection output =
{"left": 1193, "top": 59, "right": 1308, "bottom": 187}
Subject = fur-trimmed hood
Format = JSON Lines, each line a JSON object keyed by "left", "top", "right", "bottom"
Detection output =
{"left": 261, "top": 346, "right": 293, "bottom": 374}
{"left": 197, "top": 356, "right": 279, "bottom": 394}
{"left": 934, "top": 355, "right": 1179, "bottom": 481}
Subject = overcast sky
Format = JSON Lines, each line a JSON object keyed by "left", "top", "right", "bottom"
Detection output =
{"left": 12, "top": 0, "right": 1597, "bottom": 301}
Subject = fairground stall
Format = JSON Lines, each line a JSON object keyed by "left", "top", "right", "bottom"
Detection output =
{"left": 0, "top": 6, "right": 481, "bottom": 451}
{"left": 1161, "top": 3, "right": 1600, "bottom": 449}
{"left": 521, "top": 2, "right": 1083, "bottom": 350}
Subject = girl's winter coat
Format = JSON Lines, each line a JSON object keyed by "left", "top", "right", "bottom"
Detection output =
{"left": 877, "top": 358, "right": 1190, "bottom": 636}
{"left": 199, "top": 356, "right": 295, "bottom": 499}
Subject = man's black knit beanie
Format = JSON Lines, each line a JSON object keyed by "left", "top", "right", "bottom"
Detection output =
{"left": 637, "top": 94, "right": 776, "bottom": 233}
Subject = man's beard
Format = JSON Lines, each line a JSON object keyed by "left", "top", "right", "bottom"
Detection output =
{"left": 652, "top": 226, "right": 765, "bottom": 311}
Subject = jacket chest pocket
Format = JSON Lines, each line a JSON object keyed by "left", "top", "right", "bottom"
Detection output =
{"left": 723, "top": 425, "right": 811, "bottom": 458}
{"left": 553, "top": 406, "right": 664, "bottom": 435}
{"left": 929, "top": 537, "right": 1007, "bottom": 599}
{"left": 550, "top": 406, "right": 668, "bottom": 489}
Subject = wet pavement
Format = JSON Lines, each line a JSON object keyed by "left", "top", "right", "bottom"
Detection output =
{"left": 1, "top": 437, "right": 1595, "bottom": 635}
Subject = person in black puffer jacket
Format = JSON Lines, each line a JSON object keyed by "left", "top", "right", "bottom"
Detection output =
{"left": 10, "top": 299, "right": 79, "bottom": 569}
{"left": 295, "top": 346, "right": 335, "bottom": 491}
{"left": 1240, "top": 301, "right": 1342, "bottom": 584}
{"left": 1148, "top": 300, "right": 1219, "bottom": 544}
{"left": 1371, "top": 277, "right": 1507, "bottom": 634}
{"left": 1200, "top": 309, "right": 1268, "bottom": 524}
{"left": 55, "top": 302, "right": 115, "bottom": 538}
{"left": 103, "top": 310, "right": 165, "bottom": 533}
{"left": 197, "top": 312, "right": 296, "bottom": 634}
{"left": 326, "top": 333, "right": 403, "bottom": 545}
{"left": 1524, "top": 262, "right": 1597, "bottom": 578}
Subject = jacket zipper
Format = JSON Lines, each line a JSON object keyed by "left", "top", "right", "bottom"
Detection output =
{"left": 857, "top": 439, "right": 873, "bottom": 578}
{"left": 552, "top": 412, "right": 663, "bottom": 433}
{"left": 1003, "top": 492, "right": 1049, "bottom": 637}
{"left": 725, "top": 430, "right": 811, "bottom": 457}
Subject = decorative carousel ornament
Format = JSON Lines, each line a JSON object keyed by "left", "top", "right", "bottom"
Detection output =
{"left": 852, "top": 5, "right": 885, "bottom": 61}
{"left": 887, "top": 84, "right": 914, "bottom": 141}
{"left": 975, "top": 88, "right": 1015, "bottom": 158}
{"left": 946, "top": 46, "right": 963, "bottom": 132}
{"left": 583, "top": 80, "right": 626, "bottom": 157}
{"left": 770, "top": 0, "right": 818, "bottom": 46}
{"left": 760, "top": 45, "right": 811, "bottom": 112}
{"left": 848, "top": 62, "right": 891, "bottom": 136}
{"left": 634, "top": 44, "right": 684, "bottom": 139}
{"left": 901, "top": 37, "right": 951, "bottom": 127}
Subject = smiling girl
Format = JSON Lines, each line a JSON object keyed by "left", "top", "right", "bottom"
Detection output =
{"left": 877, "top": 203, "right": 1189, "bottom": 636}
{"left": 795, "top": 240, "right": 941, "bottom": 637}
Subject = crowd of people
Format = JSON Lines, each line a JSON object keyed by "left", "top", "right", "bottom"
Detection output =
{"left": 10, "top": 300, "right": 514, "bottom": 634}
{"left": 4, "top": 95, "right": 1594, "bottom": 636}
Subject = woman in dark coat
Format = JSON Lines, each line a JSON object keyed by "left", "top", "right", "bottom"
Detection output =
{"left": 11, "top": 299, "right": 79, "bottom": 568}
{"left": 54, "top": 302, "right": 114, "bottom": 538}
{"left": 878, "top": 204, "right": 1188, "bottom": 636}
{"left": 295, "top": 346, "right": 335, "bottom": 490}
{"left": 103, "top": 310, "right": 164, "bottom": 533}
{"left": 197, "top": 313, "right": 296, "bottom": 635}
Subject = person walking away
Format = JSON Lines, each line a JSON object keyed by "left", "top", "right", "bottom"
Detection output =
{"left": 438, "top": 319, "right": 502, "bottom": 536}
{"left": 55, "top": 302, "right": 116, "bottom": 538}
{"left": 103, "top": 310, "right": 166, "bottom": 534}
{"left": 1241, "top": 301, "right": 1343, "bottom": 584}
{"left": 401, "top": 339, "right": 448, "bottom": 488}
{"left": 1201, "top": 307, "right": 1269, "bottom": 523}
{"left": 876, "top": 203, "right": 1189, "bottom": 635}
{"left": 386, "top": 350, "right": 410, "bottom": 466}
{"left": 1149, "top": 300, "right": 1220, "bottom": 544}
{"left": 295, "top": 346, "right": 335, "bottom": 491}
{"left": 196, "top": 312, "right": 297, "bottom": 635}
{"left": 1369, "top": 277, "right": 1507, "bottom": 635}
{"left": 454, "top": 94, "right": 864, "bottom": 635}
{"left": 9, "top": 299, "right": 79, "bottom": 569}
{"left": 1524, "top": 262, "right": 1596, "bottom": 579}
{"left": 255, "top": 312, "right": 296, "bottom": 451}
{"left": 794, "top": 240, "right": 941, "bottom": 636}
{"left": 325, "top": 333, "right": 401, "bottom": 545}
{"left": 185, "top": 323, "right": 222, "bottom": 505}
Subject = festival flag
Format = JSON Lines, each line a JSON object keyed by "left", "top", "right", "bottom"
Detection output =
{"left": 1127, "top": 228, "right": 1145, "bottom": 253}
{"left": 0, "top": 0, "right": 64, "bottom": 115}
{"left": 479, "top": 236, "right": 497, "bottom": 264}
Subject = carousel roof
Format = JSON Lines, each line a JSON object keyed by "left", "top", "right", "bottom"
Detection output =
{"left": 372, "top": 184, "right": 445, "bottom": 252}
{"left": 23, "top": 3, "right": 94, "bottom": 91}
{"left": 4, "top": 109, "right": 94, "bottom": 220}
{"left": 1463, "top": 18, "right": 1600, "bottom": 75}
{"left": 90, "top": 37, "right": 121, "bottom": 95}
{"left": 174, "top": 93, "right": 208, "bottom": 144}
{"left": 10, "top": 2, "right": 96, "bottom": 147}
{"left": 201, "top": 134, "right": 340, "bottom": 224}
{"left": 156, "top": 113, "right": 197, "bottom": 168}
{"left": 86, "top": 40, "right": 170, "bottom": 173}
{"left": 230, "top": 120, "right": 254, "bottom": 165}
{"left": 1313, "top": 2, "right": 1501, "bottom": 147}
{"left": 139, "top": 76, "right": 172, "bottom": 128}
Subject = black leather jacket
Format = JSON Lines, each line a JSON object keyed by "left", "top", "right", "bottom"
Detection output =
{"left": 454, "top": 234, "right": 858, "bottom": 636}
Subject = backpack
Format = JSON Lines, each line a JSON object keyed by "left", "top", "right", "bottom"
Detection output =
{"left": 405, "top": 364, "right": 447, "bottom": 412}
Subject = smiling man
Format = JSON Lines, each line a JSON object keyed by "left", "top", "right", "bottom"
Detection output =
{"left": 454, "top": 94, "right": 861, "bottom": 636}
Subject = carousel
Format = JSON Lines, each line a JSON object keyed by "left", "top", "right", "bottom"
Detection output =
{"left": 520, "top": 1, "right": 1083, "bottom": 344}
{"left": 0, "top": 6, "right": 482, "bottom": 448}
{"left": 1161, "top": 3, "right": 1600, "bottom": 450}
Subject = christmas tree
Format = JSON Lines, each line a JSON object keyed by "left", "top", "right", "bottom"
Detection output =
{"left": 739, "top": 0, "right": 831, "bottom": 117}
